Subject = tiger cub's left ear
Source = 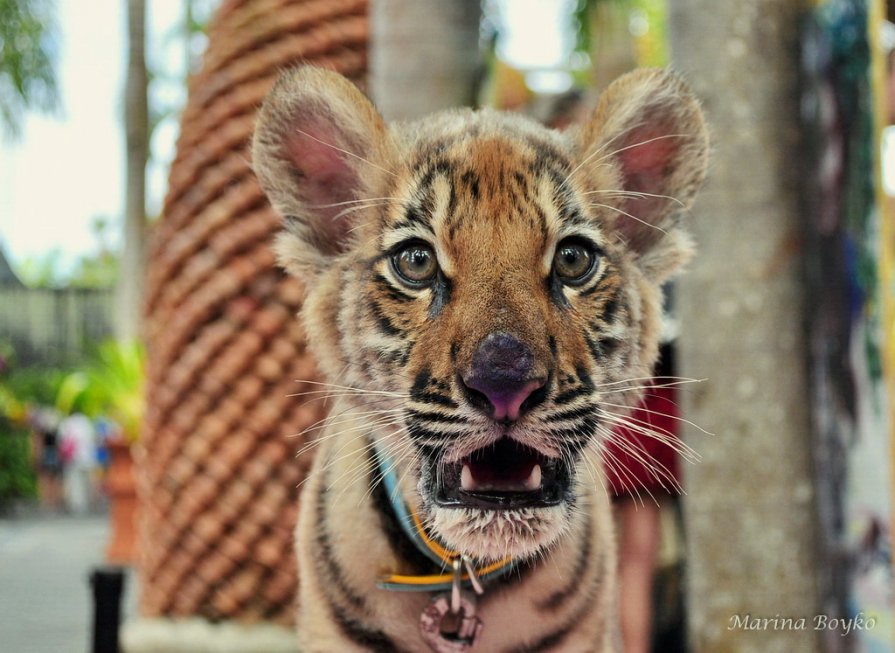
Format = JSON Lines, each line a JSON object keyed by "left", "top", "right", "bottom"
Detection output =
{"left": 252, "top": 66, "right": 395, "bottom": 279}
{"left": 576, "top": 68, "right": 709, "bottom": 282}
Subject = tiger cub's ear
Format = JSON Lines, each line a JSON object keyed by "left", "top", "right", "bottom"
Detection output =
{"left": 253, "top": 66, "right": 395, "bottom": 278}
{"left": 575, "top": 68, "right": 709, "bottom": 283}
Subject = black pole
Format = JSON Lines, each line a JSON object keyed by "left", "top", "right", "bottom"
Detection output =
{"left": 90, "top": 566, "right": 125, "bottom": 653}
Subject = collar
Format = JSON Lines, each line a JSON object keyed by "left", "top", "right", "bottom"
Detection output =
{"left": 373, "top": 445, "right": 517, "bottom": 594}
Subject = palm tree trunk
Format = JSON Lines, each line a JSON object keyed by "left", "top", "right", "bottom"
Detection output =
{"left": 116, "top": 0, "right": 148, "bottom": 341}
{"left": 668, "top": 1, "right": 823, "bottom": 651}
{"left": 370, "top": 0, "right": 481, "bottom": 120}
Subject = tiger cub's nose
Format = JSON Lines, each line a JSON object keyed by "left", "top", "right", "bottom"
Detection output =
{"left": 461, "top": 332, "right": 547, "bottom": 422}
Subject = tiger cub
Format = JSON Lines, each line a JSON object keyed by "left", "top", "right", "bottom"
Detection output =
{"left": 253, "top": 66, "right": 708, "bottom": 652}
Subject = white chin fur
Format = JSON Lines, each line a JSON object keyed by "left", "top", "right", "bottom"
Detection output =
{"left": 430, "top": 504, "right": 570, "bottom": 563}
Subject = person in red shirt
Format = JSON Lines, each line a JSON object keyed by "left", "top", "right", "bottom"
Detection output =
{"left": 605, "top": 345, "right": 682, "bottom": 653}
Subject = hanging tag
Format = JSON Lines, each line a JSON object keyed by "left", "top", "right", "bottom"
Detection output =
{"left": 461, "top": 556, "right": 484, "bottom": 595}
{"left": 451, "top": 558, "right": 463, "bottom": 614}
{"left": 419, "top": 592, "right": 484, "bottom": 653}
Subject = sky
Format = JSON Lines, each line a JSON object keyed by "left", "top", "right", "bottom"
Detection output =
{"left": 0, "top": 0, "right": 573, "bottom": 279}
{"left": 0, "top": 0, "right": 187, "bottom": 276}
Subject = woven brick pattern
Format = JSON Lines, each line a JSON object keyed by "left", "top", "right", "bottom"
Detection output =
{"left": 139, "top": 0, "right": 367, "bottom": 626}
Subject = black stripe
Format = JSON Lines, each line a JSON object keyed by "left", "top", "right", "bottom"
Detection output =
{"left": 530, "top": 202, "right": 549, "bottom": 235}
{"left": 551, "top": 415, "right": 598, "bottom": 450}
{"left": 410, "top": 369, "right": 459, "bottom": 408}
{"left": 546, "top": 405, "right": 595, "bottom": 423}
{"left": 538, "top": 514, "right": 592, "bottom": 611}
{"left": 428, "top": 273, "right": 452, "bottom": 318}
{"left": 329, "top": 599, "right": 410, "bottom": 653}
{"left": 413, "top": 442, "right": 441, "bottom": 459}
{"left": 584, "top": 334, "right": 604, "bottom": 362}
{"left": 405, "top": 203, "right": 428, "bottom": 227}
{"left": 369, "top": 299, "right": 404, "bottom": 337}
{"left": 505, "top": 588, "right": 595, "bottom": 653}
{"left": 315, "top": 470, "right": 368, "bottom": 611}
{"left": 410, "top": 368, "right": 432, "bottom": 393}
{"left": 598, "top": 337, "right": 621, "bottom": 357}
{"left": 600, "top": 294, "right": 620, "bottom": 323}
{"left": 432, "top": 377, "right": 451, "bottom": 392}
{"left": 525, "top": 136, "right": 568, "bottom": 171}
{"left": 548, "top": 273, "right": 571, "bottom": 309}
{"left": 554, "top": 385, "right": 590, "bottom": 405}
{"left": 579, "top": 270, "right": 619, "bottom": 298}
{"left": 372, "top": 273, "right": 414, "bottom": 303}
{"left": 575, "top": 366, "right": 595, "bottom": 391}
{"left": 407, "top": 409, "right": 466, "bottom": 425}
{"left": 412, "top": 392, "right": 458, "bottom": 409}
{"left": 368, "top": 448, "right": 437, "bottom": 577}
{"left": 407, "top": 421, "right": 452, "bottom": 444}
{"left": 462, "top": 170, "right": 480, "bottom": 198}
{"left": 382, "top": 347, "right": 411, "bottom": 367}
{"left": 561, "top": 207, "right": 590, "bottom": 228}
{"left": 418, "top": 185, "right": 437, "bottom": 224}
{"left": 419, "top": 159, "right": 451, "bottom": 191}
{"left": 448, "top": 179, "right": 459, "bottom": 219}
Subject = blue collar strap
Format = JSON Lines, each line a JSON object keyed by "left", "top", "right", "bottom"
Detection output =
{"left": 373, "top": 445, "right": 517, "bottom": 594}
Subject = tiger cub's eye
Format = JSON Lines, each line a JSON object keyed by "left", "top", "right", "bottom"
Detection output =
{"left": 392, "top": 242, "right": 438, "bottom": 286}
{"left": 553, "top": 239, "right": 597, "bottom": 284}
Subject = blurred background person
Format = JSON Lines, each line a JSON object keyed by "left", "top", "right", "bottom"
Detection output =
{"left": 30, "top": 407, "right": 64, "bottom": 512}
{"left": 59, "top": 412, "right": 98, "bottom": 514}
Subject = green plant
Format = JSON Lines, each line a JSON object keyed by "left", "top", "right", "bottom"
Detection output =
{"left": 0, "top": 360, "right": 70, "bottom": 505}
{"left": 0, "top": 0, "right": 59, "bottom": 139}
{"left": 0, "top": 423, "right": 36, "bottom": 503}
{"left": 1, "top": 365, "right": 69, "bottom": 413}
{"left": 58, "top": 340, "right": 145, "bottom": 443}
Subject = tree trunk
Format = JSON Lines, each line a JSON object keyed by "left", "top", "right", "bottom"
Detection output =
{"left": 116, "top": 0, "right": 148, "bottom": 342}
{"left": 370, "top": 0, "right": 481, "bottom": 120}
{"left": 668, "top": 2, "right": 823, "bottom": 652}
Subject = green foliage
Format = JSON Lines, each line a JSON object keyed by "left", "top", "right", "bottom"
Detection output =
{"left": 0, "top": 347, "right": 60, "bottom": 504}
{"left": 59, "top": 340, "right": 144, "bottom": 442}
{"left": 0, "top": 425, "right": 36, "bottom": 503}
{"left": 629, "top": 0, "right": 668, "bottom": 67}
{"left": 572, "top": 0, "right": 669, "bottom": 68}
{"left": 16, "top": 249, "right": 65, "bottom": 287}
{"left": 0, "top": 0, "right": 59, "bottom": 139}
{"left": 69, "top": 250, "right": 118, "bottom": 288}
{"left": 15, "top": 216, "right": 119, "bottom": 288}
{"left": 2, "top": 364, "right": 69, "bottom": 407}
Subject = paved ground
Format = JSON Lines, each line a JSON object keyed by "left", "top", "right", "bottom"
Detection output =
{"left": 0, "top": 512, "right": 138, "bottom": 653}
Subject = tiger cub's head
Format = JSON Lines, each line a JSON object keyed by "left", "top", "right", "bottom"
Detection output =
{"left": 253, "top": 67, "right": 708, "bottom": 562}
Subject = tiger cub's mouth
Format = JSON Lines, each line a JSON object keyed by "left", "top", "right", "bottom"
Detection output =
{"left": 433, "top": 438, "right": 571, "bottom": 510}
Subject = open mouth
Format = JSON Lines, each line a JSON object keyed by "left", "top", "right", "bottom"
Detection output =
{"left": 434, "top": 438, "right": 570, "bottom": 510}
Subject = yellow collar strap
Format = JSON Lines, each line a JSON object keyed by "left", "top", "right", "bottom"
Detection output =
{"left": 374, "top": 448, "right": 516, "bottom": 594}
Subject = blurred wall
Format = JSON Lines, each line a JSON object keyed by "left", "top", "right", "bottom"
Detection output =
{"left": 0, "top": 287, "right": 113, "bottom": 366}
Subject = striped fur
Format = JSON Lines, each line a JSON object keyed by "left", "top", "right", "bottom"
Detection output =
{"left": 253, "top": 66, "right": 708, "bottom": 652}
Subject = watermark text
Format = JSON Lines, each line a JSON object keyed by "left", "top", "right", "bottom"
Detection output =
{"left": 727, "top": 612, "right": 877, "bottom": 637}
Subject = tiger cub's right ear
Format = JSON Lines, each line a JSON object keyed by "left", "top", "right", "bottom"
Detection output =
{"left": 252, "top": 66, "right": 395, "bottom": 278}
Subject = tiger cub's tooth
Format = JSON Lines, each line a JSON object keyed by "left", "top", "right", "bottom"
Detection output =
{"left": 461, "top": 464, "right": 475, "bottom": 491}
{"left": 523, "top": 464, "right": 542, "bottom": 491}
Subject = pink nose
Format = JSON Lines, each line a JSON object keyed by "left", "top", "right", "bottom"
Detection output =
{"left": 463, "top": 377, "right": 546, "bottom": 422}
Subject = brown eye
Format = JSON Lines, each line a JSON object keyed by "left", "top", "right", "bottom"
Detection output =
{"left": 553, "top": 239, "right": 597, "bottom": 284}
{"left": 392, "top": 242, "right": 438, "bottom": 286}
